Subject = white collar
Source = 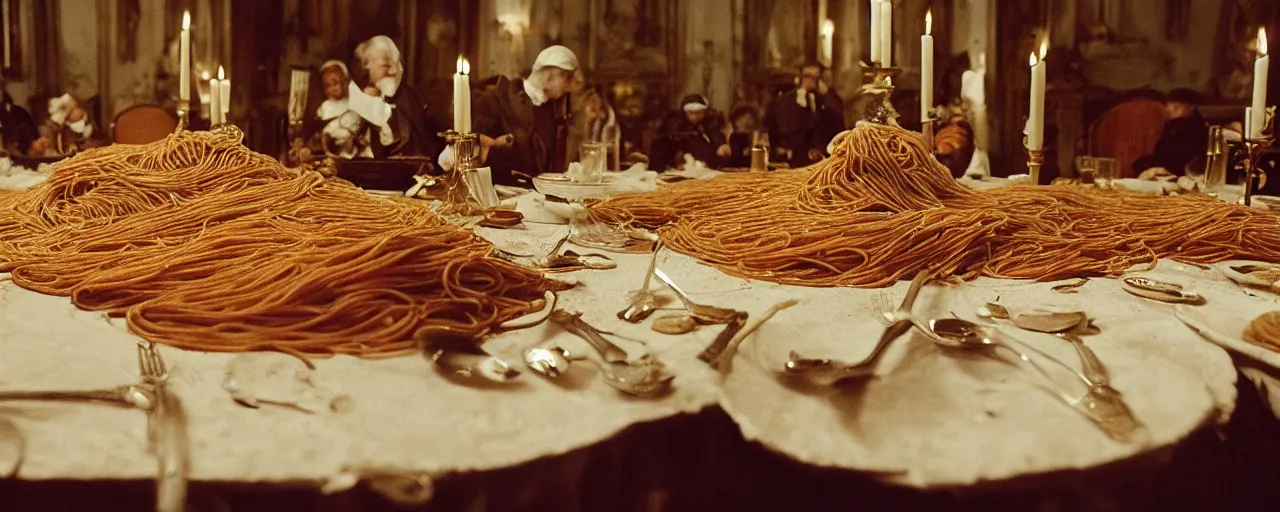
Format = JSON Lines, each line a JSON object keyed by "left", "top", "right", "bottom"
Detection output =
{"left": 523, "top": 79, "right": 548, "bottom": 106}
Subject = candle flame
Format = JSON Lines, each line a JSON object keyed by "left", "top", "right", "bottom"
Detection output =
{"left": 1039, "top": 39, "right": 1048, "bottom": 59}
{"left": 456, "top": 57, "right": 470, "bottom": 75}
{"left": 182, "top": 11, "right": 190, "bottom": 30}
{"left": 925, "top": 10, "right": 932, "bottom": 36}
{"left": 217, "top": 66, "right": 225, "bottom": 80}
{"left": 1261, "top": 28, "right": 1269, "bottom": 56}
{"left": 1029, "top": 53, "right": 1038, "bottom": 67}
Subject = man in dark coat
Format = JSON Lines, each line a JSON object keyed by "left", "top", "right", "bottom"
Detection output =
{"left": 464, "top": 45, "right": 579, "bottom": 187}
{"left": 347, "top": 36, "right": 441, "bottom": 159}
{"left": 651, "top": 94, "right": 730, "bottom": 170}
{"left": 1133, "top": 88, "right": 1210, "bottom": 180}
{"left": 763, "top": 62, "right": 845, "bottom": 168}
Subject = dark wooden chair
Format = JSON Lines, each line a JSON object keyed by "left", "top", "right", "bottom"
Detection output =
{"left": 111, "top": 104, "right": 178, "bottom": 145}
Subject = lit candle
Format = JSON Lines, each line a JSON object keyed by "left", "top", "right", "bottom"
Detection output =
{"left": 1250, "top": 28, "right": 1269, "bottom": 139}
{"left": 218, "top": 66, "right": 230, "bottom": 123}
{"left": 1028, "top": 40, "right": 1047, "bottom": 150}
{"left": 920, "top": 10, "right": 934, "bottom": 122}
{"left": 209, "top": 76, "right": 221, "bottom": 125}
{"left": 454, "top": 57, "right": 472, "bottom": 133}
{"left": 869, "top": 0, "right": 881, "bottom": 63}
{"left": 179, "top": 11, "right": 191, "bottom": 102}
{"left": 880, "top": 1, "right": 893, "bottom": 67}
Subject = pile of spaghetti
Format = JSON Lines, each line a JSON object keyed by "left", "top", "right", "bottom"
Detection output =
{"left": 0, "top": 130, "right": 566, "bottom": 359}
{"left": 589, "top": 124, "right": 1280, "bottom": 287}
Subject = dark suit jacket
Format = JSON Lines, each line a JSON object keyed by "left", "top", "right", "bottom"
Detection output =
{"left": 472, "top": 77, "right": 567, "bottom": 186}
{"left": 652, "top": 110, "right": 728, "bottom": 169}
{"left": 1, "top": 92, "right": 37, "bottom": 154}
{"left": 367, "top": 83, "right": 441, "bottom": 159}
{"left": 1131, "top": 113, "right": 1208, "bottom": 176}
{"left": 764, "top": 88, "right": 845, "bottom": 167}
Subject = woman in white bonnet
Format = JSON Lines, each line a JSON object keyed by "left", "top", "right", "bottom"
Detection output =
{"left": 466, "top": 45, "right": 582, "bottom": 186}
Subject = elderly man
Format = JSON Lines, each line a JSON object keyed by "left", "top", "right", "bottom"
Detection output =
{"left": 345, "top": 35, "right": 440, "bottom": 158}
{"left": 468, "top": 45, "right": 581, "bottom": 186}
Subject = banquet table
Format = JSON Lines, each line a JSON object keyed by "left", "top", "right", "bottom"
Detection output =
{"left": 2, "top": 180, "right": 1280, "bottom": 510}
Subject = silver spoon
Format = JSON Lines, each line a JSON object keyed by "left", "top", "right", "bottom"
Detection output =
{"left": 415, "top": 329, "right": 521, "bottom": 383}
{"left": 924, "top": 318, "right": 1141, "bottom": 442}
{"left": 618, "top": 242, "right": 664, "bottom": 323}
{"left": 1121, "top": 277, "right": 1204, "bottom": 305}
{"left": 784, "top": 269, "right": 930, "bottom": 385}
{"left": 653, "top": 268, "right": 743, "bottom": 324}
{"left": 523, "top": 345, "right": 578, "bottom": 379}
{"left": 548, "top": 310, "right": 675, "bottom": 396}
{"left": 978, "top": 303, "right": 1109, "bottom": 387}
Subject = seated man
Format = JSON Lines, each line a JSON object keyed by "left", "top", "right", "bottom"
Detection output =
{"left": 651, "top": 94, "right": 729, "bottom": 170}
{"left": 1132, "top": 89, "right": 1209, "bottom": 180}
{"left": 763, "top": 62, "right": 845, "bottom": 168}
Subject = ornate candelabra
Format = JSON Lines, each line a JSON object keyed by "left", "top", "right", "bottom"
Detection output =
{"left": 1242, "top": 108, "right": 1275, "bottom": 207}
{"left": 860, "top": 63, "right": 902, "bottom": 127}
{"left": 441, "top": 130, "right": 480, "bottom": 204}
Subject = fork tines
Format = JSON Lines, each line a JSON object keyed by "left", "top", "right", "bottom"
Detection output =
{"left": 137, "top": 341, "right": 168, "bottom": 382}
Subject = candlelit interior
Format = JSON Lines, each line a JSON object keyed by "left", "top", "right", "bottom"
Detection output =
{"left": 1, "top": 1, "right": 1280, "bottom": 510}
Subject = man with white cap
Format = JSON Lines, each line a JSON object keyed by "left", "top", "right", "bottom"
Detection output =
{"left": 652, "top": 94, "right": 730, "bottom": 169}
{"left": 467, "top": 45, "right": 582, "bottom": 186}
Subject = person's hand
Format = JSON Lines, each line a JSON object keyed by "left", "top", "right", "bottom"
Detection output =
{"left": 363, "top": 86, "right": 381, "bottom": 97}
{"left": 807, "top": 148, "right": 825, "bottom": 162}
{"left": 716, "top": 144, "right": 731, "bottom": 158}
{"left": 1138, "top": 167, "right": 1174, "bottom": 181}
{"left": 30, "top": 137, "right": 51, "bottom": 156}
{"left": 67, "top": 107, "right": 86, "bottom": 123}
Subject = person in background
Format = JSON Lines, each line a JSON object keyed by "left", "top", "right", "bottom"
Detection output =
{"left": 313, "top": 60, "right": 369, "bottom": 159}
{"left": 0, "top": 73, "right": 37, "bottom": 155}
{"left": 764, "top": 62, "right": 845, "bottom": 168}
{"left": 1133, "top": 88, "right": 1209, "bottom": 180}
{"left": 652, "top": 94, "right": 729, "bottom": 169}
{"left": 346, "top": 35, "right": 439, "bottom": 159}
{"left": 30, "top": 94, "right": 103, "bottom": 156}
{"left": 466, "top": 45, "right": 582, "bottom": 186}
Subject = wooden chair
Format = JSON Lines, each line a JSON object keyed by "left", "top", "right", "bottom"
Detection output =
{"left": 111, "top": 104, "right": 178, "bottom": 145}
{"left": 1088, "top": 99, "right": 1166, "bottom": 178}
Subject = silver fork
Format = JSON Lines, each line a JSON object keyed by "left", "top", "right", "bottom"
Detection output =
{"left": 138, "top": 341, "right": 188, "bottom": 512}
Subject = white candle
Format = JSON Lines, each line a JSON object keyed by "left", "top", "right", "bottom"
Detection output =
{"left": 920, "top": 10, "right": 934, "bottom": 122}
{"left": 1250, "top": 28, "right": 1269, "bottom": 139}
{"left": 454, "top": 57, "right": 472, "bottom": 133}
{"left": 179, "top": 11, "right": 191, "bottom": 102}
{"left": 869, "top": 0, "right": 881, "bottom": 63}
{"left": 1028, "top": 41, "right": 1047, "bottom": 150}
{"left": 880, "top": 1, "right": 893, "bottom": 67}
{"left": 218, "top": 66, "right": 230, "bottom": 123}
{"left": 209, "top": 77, "right": 221, "bottom": 125}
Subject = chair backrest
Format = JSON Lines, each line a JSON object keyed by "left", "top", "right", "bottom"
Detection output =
{"left": 112, "top": 104, "right": 178, "bottom": 145}
{"left": 1088, "top": 99, "right": 1166, "bottom": 178}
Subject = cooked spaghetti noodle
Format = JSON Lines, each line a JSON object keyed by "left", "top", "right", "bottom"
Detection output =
{"left": 590, "top": 124, "right": 1280, "bottom": 287}
{"left": 0, "top": 130, "right": 567, "bottom": 360}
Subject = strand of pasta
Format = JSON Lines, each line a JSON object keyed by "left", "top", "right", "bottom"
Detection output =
{"left": 589, "top": 124, "right": 1280, "bottom": 287}
{"left": 0, "top": 130, "right": 568, "bottom": 360}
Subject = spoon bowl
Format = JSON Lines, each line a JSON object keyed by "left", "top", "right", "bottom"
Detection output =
{"left": 416, "top": 328, "right": 521, "bottom": 383}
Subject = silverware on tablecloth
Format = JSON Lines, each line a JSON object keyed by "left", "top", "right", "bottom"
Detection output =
{"left": 138, "top": 341, "right": 189, "bottom": 512}
{"left": 1051, "top": 278, "right": 1089, "bottom": 294}
{"left": 0, "top": 385, "right": 155, "bottom": 409}
{"left": 783, "top": 269, "right": 930, "bottom": 385}
{"left": 698, "top": 312, "right": 749, "bottom": 364}
{"left": 978, "top": 304, "right": 1110, "bottom": 388}
{"left": 652, "top": 268, "right": 741, "bottom": 324}
{"left": 617, "top": 241, "right": 665, "bottom": 323}
{"left": 415, "top": 329, "right": 521, "bottom": 383}
{"left": 924, "top": 318, "right": 1141, "bottom": 442}
{"left": 1121, "top": 276, "right": 1204, "bottom": 305}
{"left": 522, "top": 345, "right": 579, "bottom": 379}
{"left": 548, "top": 310, "right": 674, "bottom": 396}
